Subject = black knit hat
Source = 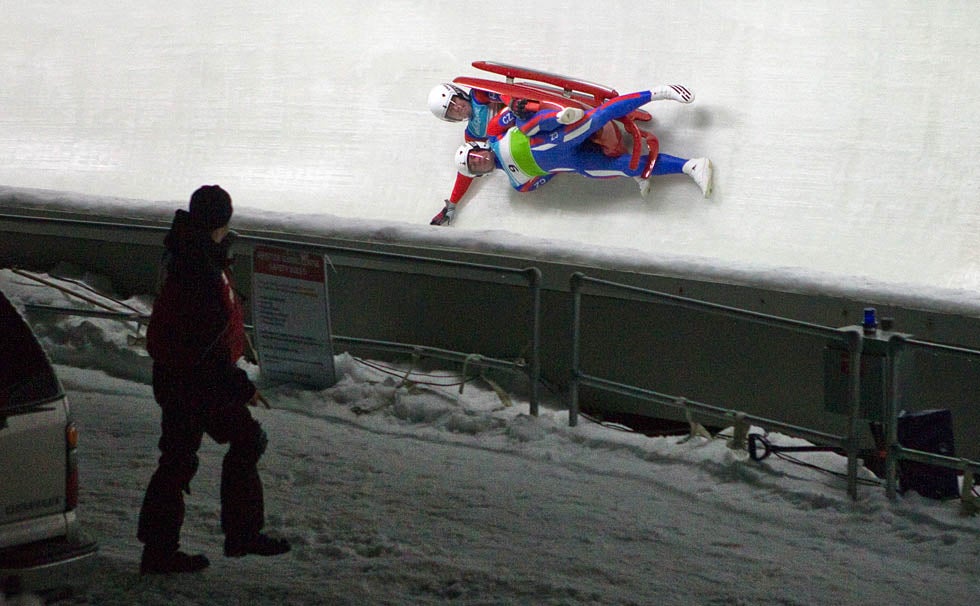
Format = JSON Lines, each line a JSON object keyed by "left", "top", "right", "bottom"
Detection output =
{"left": 188, "top": 185, "right": 233, "bottom": 230}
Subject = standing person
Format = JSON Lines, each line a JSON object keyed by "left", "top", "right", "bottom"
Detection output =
{"left": 137, "top": 185, "right": 290, "bottom": 574}
{"left": 450, "top": 85, "right": 712, "bottom": 217}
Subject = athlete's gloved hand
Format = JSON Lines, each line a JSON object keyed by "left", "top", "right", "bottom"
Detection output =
{"left": 510, "top": 98, "right": 536, "bottom": 120}
{"left": 430, "top": 201, "right": 457, "bottom": 226}
{"left": 556, "top": 107, "right": 585, "bottom": 124}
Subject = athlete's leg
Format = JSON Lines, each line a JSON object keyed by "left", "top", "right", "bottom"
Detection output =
{"left": 553, "top": 91, "right": 655, "bottom": 148}
{"left": 648, "top": 154, "right": 687, "bottom": 176}
{"left": 564, "top": 145, "right": 649, "bottom": 178}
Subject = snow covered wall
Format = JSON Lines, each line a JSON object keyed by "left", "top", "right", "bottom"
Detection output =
{"left": 2, "top": 1, "right": 980, "bottom": 296}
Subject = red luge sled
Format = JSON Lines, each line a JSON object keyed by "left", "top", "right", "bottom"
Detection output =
{"left": 454, "top": 61, "right": 659, "bottom": 174}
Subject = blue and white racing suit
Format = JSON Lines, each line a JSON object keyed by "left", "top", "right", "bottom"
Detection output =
{"left": 486, "top": 90, "right": 688, "bottom": 192}
{"left": 464, "top": 90, "right": 503, "bottom": 141}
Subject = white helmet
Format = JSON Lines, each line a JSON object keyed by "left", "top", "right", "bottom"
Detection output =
{"left": 428, "top": 83, "right": 470, "bottom": 122}
{"left": 454, "top": 141, "right": 493, "bottom": 177}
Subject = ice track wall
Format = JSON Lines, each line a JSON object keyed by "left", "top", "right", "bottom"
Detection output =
{"left": 3, "top": 192, "right": 980, "bottom": 460}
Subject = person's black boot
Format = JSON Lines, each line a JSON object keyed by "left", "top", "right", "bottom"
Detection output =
{"left": 140, "top": 548, "right": 210, "bottom": 574}
{"left": 224, "top": 533, "right": 291, "bottom": 557}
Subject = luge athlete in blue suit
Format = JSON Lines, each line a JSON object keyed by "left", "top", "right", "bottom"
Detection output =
{"left": 446, "top": 85, "right": 712, "bottom": 224}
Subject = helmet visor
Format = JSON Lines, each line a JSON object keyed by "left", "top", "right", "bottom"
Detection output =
{"left": 466, "top": 148, "right": 495, "bottom": 175}
{"left": 445, "top": 96, "right": 472, "bottom": 121}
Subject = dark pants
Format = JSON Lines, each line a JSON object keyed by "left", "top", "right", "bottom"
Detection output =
{"left": 137, "top": 366, "right": 266, "bottom": 554}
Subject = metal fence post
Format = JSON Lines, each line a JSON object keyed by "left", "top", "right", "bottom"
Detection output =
{"left": 844, "top": 328, "right": 864, "bottom": 500}
{"left": 527, "top": 267, "right": 542, "bottom": 417}
{"left": 884, "top": 334, "right": 907, "bottom": 500}
{"left": 568, "top": 273, "right": 584, "bottom": 427}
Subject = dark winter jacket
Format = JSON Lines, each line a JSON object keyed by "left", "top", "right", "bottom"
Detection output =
{"left": 146, "top": 210, "right": 254, "bottom": 407}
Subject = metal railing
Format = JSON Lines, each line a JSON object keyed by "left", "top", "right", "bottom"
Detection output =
{"left": 6, "top": 209, "right": 979, "bottom": 505}
{"left": 884, "top": 336, "right": 980, "bottom": 506}
{"left": 5, "top": 227, "right": 545, "bottom": 418}
{"left": 570, "top": 272, "right": 869, "bottom": 499}
{"left": 233, "top": 233, "right": 544, "bottom": 416}
{"left": 570, "top": 271, "right": 980, "bottom": 504}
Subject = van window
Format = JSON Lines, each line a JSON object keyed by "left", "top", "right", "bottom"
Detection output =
{"left": 0, "top": 290, "right": 62, "bottom": 410}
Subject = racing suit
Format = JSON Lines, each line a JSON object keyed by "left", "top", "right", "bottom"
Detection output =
{"left": 485, "top": 90, "right": 688, "bottom": 192}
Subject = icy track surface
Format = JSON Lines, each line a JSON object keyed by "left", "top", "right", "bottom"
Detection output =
{"left": 3, "top": 2, "right": 980, "bottom": 294}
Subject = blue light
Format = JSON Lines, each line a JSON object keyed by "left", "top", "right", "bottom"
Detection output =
{"left": 863, "top": 307, "right": 877, "bottom": 333}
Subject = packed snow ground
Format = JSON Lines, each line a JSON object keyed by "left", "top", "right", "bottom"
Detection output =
{"left": 2, "top": 268, "right": 978, "bottom": 605}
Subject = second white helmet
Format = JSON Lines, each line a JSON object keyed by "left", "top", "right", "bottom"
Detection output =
{"left": 428, "top": 83, "right": 471, "bottom": 122}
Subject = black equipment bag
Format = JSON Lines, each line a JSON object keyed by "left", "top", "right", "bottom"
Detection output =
{"left": 897, "top": 409, "right": 959, "bottom": 500}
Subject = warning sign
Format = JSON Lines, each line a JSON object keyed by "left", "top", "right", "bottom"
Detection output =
{"left": 252, "top": 245, "right": 336, "bottom": 388}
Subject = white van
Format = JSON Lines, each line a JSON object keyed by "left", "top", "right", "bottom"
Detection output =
{"left": 0, "top": 288, "right": 97, "bottom": 601}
